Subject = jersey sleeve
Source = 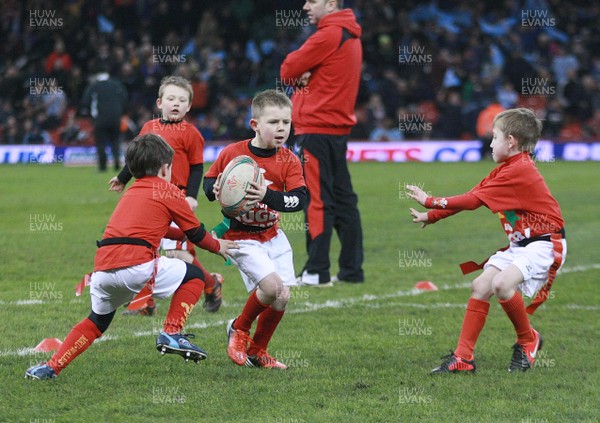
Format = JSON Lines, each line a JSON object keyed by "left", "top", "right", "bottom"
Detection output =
{"left": 117, "top": 123, "right": 152, "bottom": 185}
{"left": 284, "top": 153, "right": 306, "bottom": 191}
{"left": 427, "top": 208, "right": 462, "bottom": 224}
{"left": 203, "top": 145, "right": 232, "bottom": 201}
{"left": 280, "top": 27, "right": 341, "bottom": 80}
{"left": 186, "top": 125, "right": 204, "bottom": 165}
{"left": 204, "top": 147, "right": 229, "bottom": 179}
{"left": 425, "top": 192, "right": 484, "bottom": 211}
{"left": 138, "top": 121, "right": 151, "bottom": 136}
{"left": 163, "top": 185, "right": 202, "bottom": 231}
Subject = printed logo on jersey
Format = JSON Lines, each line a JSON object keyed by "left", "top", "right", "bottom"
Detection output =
{"left": 503, "top": 210, "right": 520, "bottom": 227}
{"left": 499, "top": 210, "right": 523, "bottom": 241}
{"left": 238, "top": 203, "right": 280, "bottom": 228}
{"left": 284, "top": 195, "right": 299, "bottom": 209}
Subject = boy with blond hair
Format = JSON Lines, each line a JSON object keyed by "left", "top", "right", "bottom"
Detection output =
{"left": 407, "top": 108, "right": 566, "bottom": 373}
{"left": 110, "top": 75, "right": 224, "bottom": 315}
{"left": 204, "top": 90, "right": 306, "bottom": 369}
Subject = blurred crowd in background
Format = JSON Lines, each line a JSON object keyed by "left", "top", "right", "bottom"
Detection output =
{"left": 1, "top": 0, "right": 599, "bottom": 145}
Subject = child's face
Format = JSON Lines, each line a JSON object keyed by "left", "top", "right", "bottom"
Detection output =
{"left": 157, "top": 85, "right": 191, "bottom": 121}
{"left": 490, "top": 125, "right": 517, "bottom": 163}
{"left": 250, "top": 105, "right": 292, "bottom": 149}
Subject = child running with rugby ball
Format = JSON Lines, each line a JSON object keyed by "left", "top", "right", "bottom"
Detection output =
{"left": 204, "top": 90, "right": 306, "bottom": 369}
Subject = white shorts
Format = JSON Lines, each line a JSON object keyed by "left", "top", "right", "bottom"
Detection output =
{"left": 90, "top": 256, "right": 187, "bottom": 314}
{"left": 229, "top": 229, "right": 296, "bottom": 292}
{"left": 160, "top": 222, "right": 188, "bottom": 251}
{"left": 484, "top": 239, "right": 567, "bottom": 298}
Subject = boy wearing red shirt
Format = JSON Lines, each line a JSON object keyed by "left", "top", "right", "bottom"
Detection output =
{"left": 204, "top": 90, "right": 306, "bottom": 369}
{"left": 407, "top": 108, "right": 566, "bottom": 373}
{"left": 110, "top": 76, "right": 224, "bottom": 315}
{"left": 26, "top": 134, "right": 237, "bottom": 380}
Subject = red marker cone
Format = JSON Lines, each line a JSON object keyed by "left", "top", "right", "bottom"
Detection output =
{"left": 34, "top": 338, "right": 63, "bottom": 352}
{"left": 415, "top": 281, "right": 438, "bottom": 291}
{"left": 75, "top": 273, "right": 92, "bottom": 296}
{"left": 127, "top": 284, "right": 153, "bottom": 310}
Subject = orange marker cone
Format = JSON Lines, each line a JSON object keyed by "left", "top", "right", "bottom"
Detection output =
{"left": 75, "top": 273, "right": 92, "bottom": 296}
{"left": 34, "top": 338, "right": 63, "bottom": 352}
{"left": 415, "top": 281, "right": 438, "bottom": 291}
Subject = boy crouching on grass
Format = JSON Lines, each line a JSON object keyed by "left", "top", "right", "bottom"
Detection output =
{"left": 26, "top": 134, "right": 238, "bottom": 380}
{"left": 407, "top": 108, "right": 566, "bottom": 373}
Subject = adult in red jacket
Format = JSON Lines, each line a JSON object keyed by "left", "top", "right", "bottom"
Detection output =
{"left": 281, "top": 0, "right": 363, "bottom": 286}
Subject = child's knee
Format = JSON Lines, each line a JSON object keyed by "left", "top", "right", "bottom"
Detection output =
{"left": 471, "top": 275, "right": 493, "bottom": 299}
{"left": 276, "top": 285, "right": 290, "bottom": 303}
{"left": 257, "top": 273, "right": 285, "bottom": 303}
{"left": 491, "top": 274, "right": 516, "bottom": 298}
{"left": 270, "top": 285, "right": 290, "bottom": 311}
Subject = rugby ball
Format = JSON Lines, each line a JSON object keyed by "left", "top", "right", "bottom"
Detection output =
{"left": 217, "top": 155, "right": 261, "bottom": 217}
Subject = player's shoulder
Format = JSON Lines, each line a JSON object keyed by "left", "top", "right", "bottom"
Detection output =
{"left": 139, "top": 119, "right": 159, "bottom": 134}
{"left": 183, "top": 119, "right": 202, "bottom": 134}
{"left": 220, "top": 139, "right": 251, "bottom": 157}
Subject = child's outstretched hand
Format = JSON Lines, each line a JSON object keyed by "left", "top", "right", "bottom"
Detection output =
{"left": 409, "top": 207, "right": 430, "bottom": 229}
{"left": 214, "top": 236, "right": 239, "bottom": 261}
{"left": 405, "top": 184, "right": 428, "bottom": 206}
{"left": 109, "top": 176, "right": 125, "bottom": 192}
{"left": 185, "top": 196, "right": 198, "bottom": 212}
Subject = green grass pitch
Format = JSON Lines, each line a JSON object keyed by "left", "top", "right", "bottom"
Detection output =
{"left": 0, "top": 160, "right": 598, "bottom": 422}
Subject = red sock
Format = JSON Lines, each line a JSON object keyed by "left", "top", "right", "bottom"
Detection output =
{"left": 187, "top": 243, "right": 216, "bottom": 293}
{"left": 163, "top": 278, "right": 204, "bottom": 334}
{"left": 193, "top": 259, "right": 216, "bottom": 294}
{"left": 248, "top": 307, "right": 285, "bottom": 355}
{"left": 455, "top": 298, "right": 490, "bottom": 360}
{"left": 499, "top": 291, "right": 535, "bottom": 344}
{"left": 234, "top": 291, "right": 268, "bottom": 333}
{"left": 48, "top": 318, "right": 102, "bottom": 375}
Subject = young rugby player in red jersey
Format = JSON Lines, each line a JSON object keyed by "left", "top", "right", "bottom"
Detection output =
{"left": 109, "top": 76, "right": 224, "bottom": 315}
{"left": 407, "top": 108, "right": 566, "bottom": 373}
{"left": 26, "top": 134, "right": 238, "bottom": 380}
{"left": 204, "top": 90, "right": 306, "bottom": 369}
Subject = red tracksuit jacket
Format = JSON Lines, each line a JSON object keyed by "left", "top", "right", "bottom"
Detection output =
{"left": 280, "top": 9, "right": 362, "bottom": 136}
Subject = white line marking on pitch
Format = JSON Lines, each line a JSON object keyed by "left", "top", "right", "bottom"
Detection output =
{"left": 1, "top": 263, "right": 599, "bottom": 358}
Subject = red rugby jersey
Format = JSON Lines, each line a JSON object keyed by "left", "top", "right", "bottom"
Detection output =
{"left": 428, "top": 152, "right": 564, "bottom": 243}
{"left": 205, "top": 140, "right": 305, "bottom": 242}
{"left": 139, "top": 119, "right": 204, "bottom": 188}
{"left": 94, "top": 176, "right": 216, "bottom": 271}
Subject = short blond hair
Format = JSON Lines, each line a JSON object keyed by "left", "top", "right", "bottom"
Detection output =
{"left": 493, "top": 108, "right": 542, "bottom": 151}
{"left": 158, "top": 75, "right": 193, "bottom": 103}
{"left": 251, "top": 89, "right": 292, "bottom": 119}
